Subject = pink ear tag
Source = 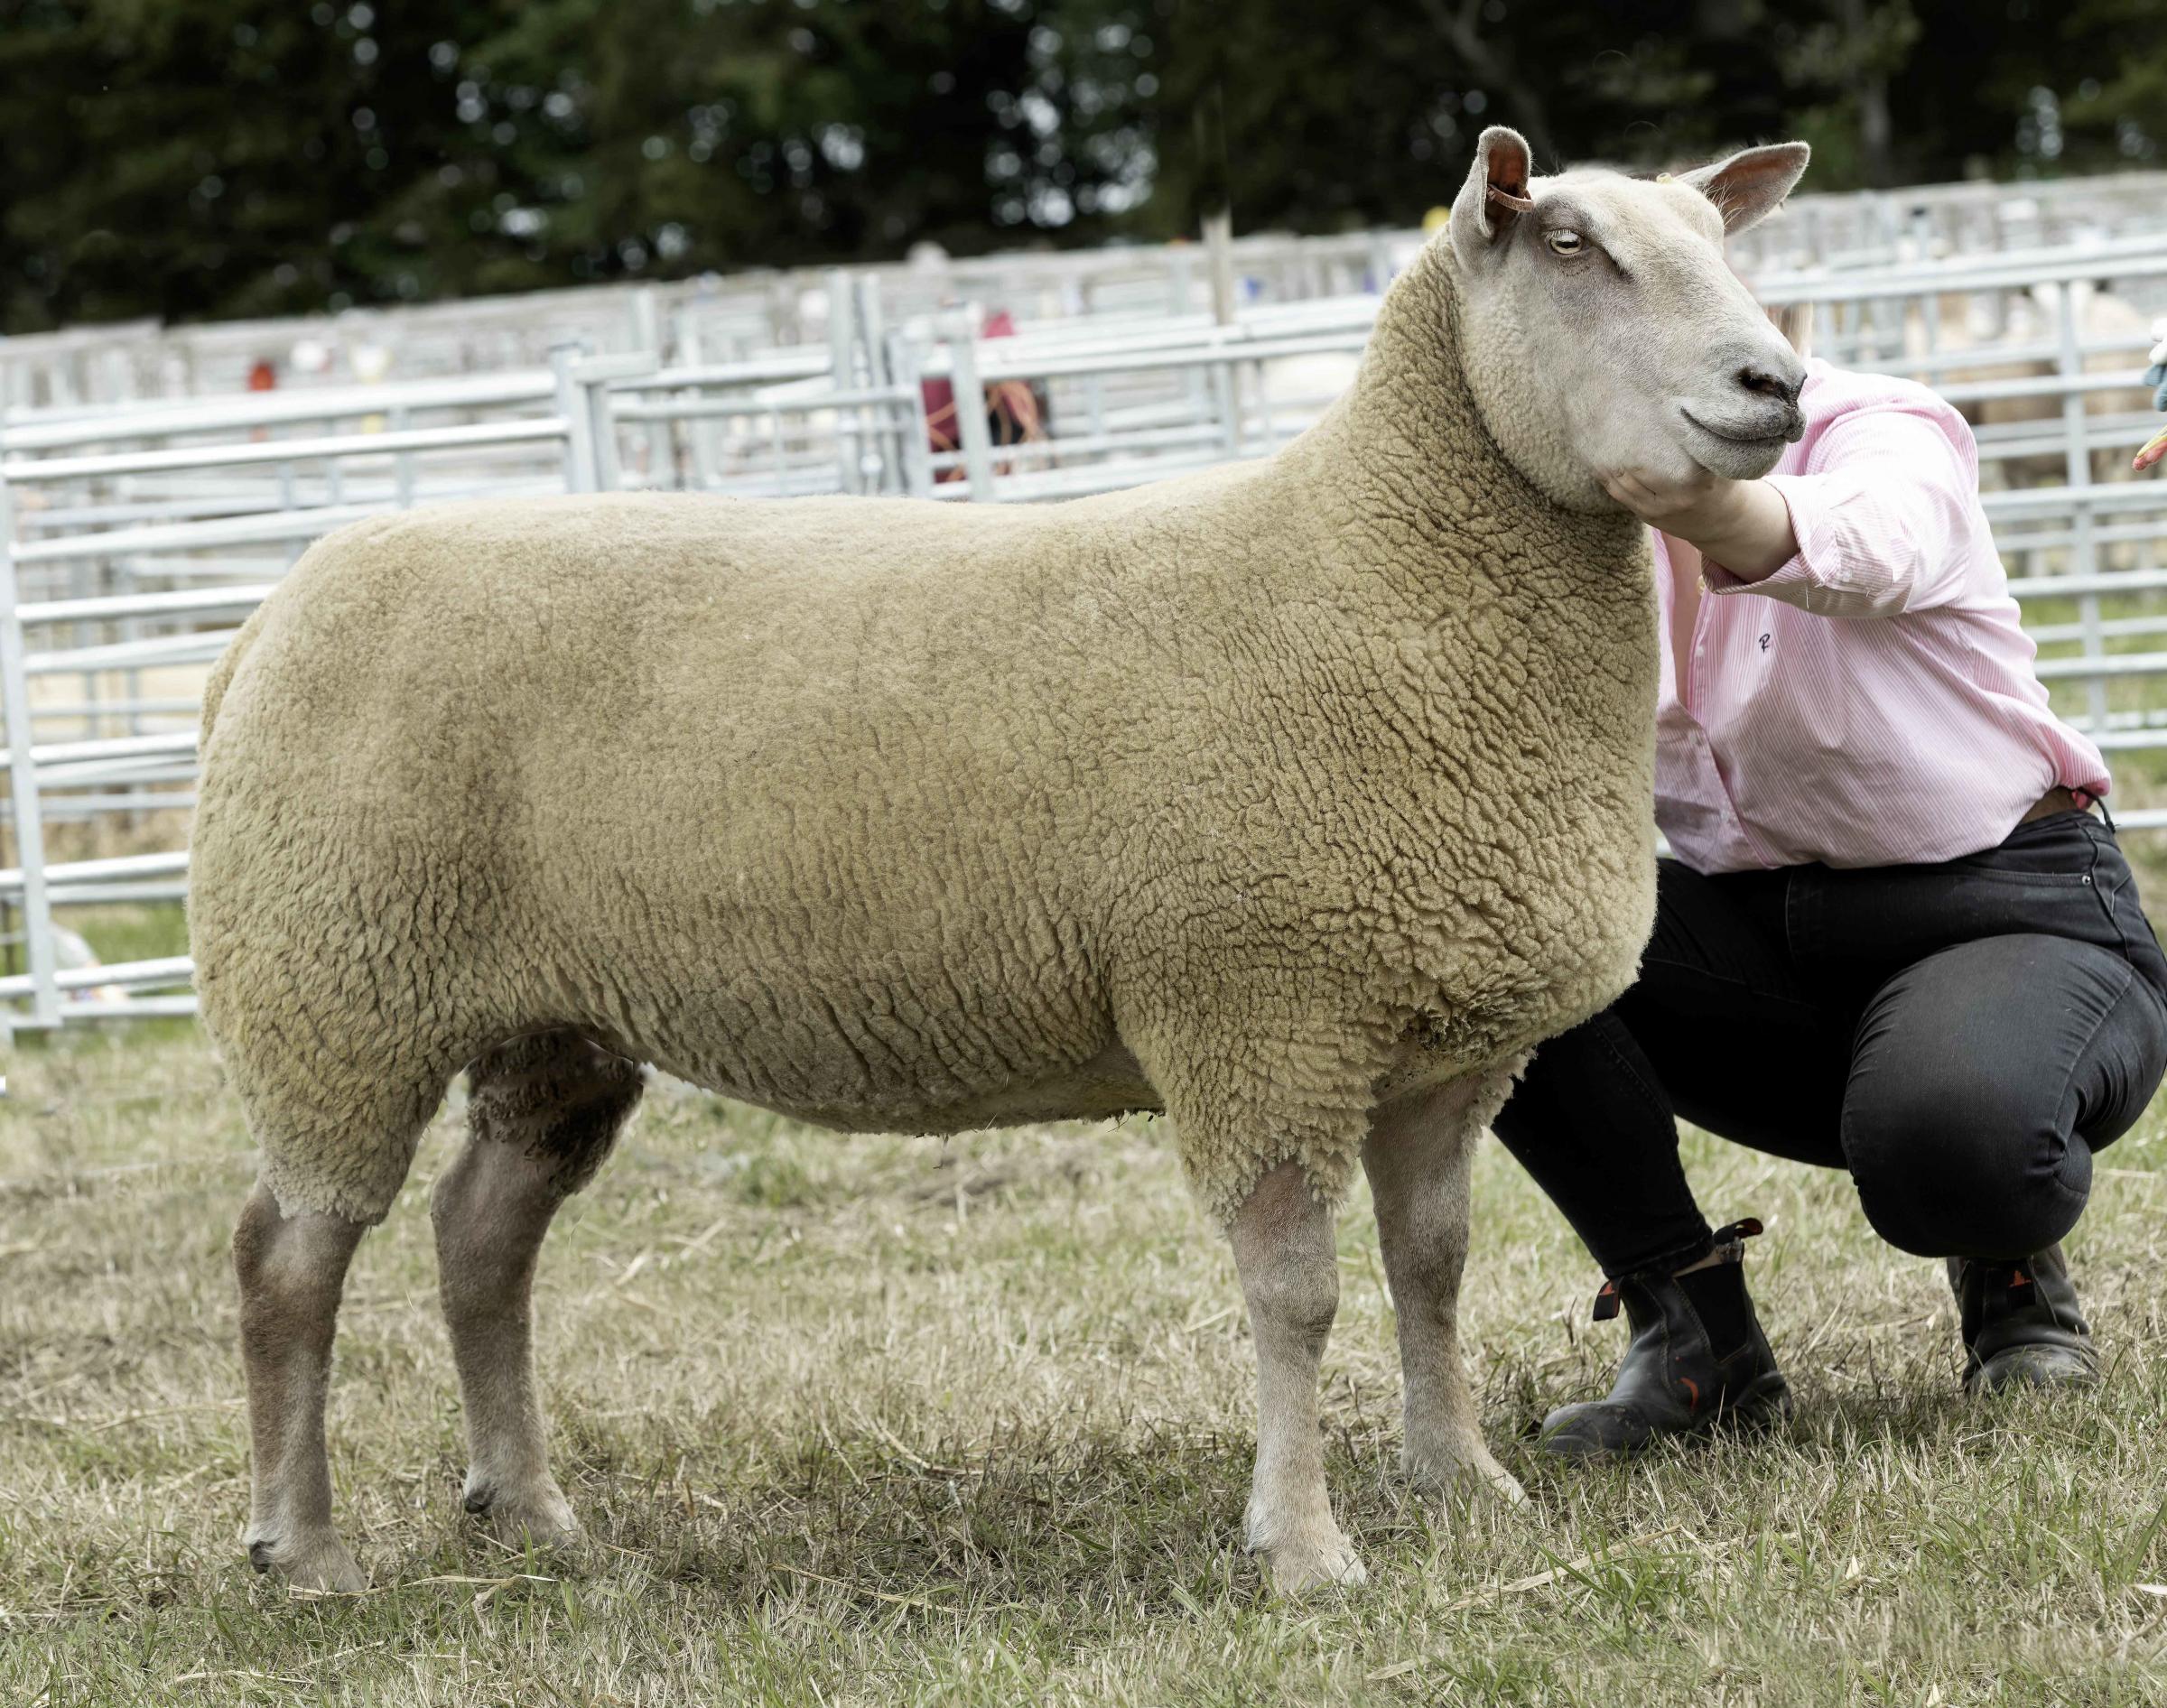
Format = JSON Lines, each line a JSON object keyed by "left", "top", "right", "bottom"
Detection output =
{"left": 1486, "top": 183, "right": 1536, "bottom": 213}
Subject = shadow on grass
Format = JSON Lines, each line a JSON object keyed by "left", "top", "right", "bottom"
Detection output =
{"left": 555, "top": 1422, "right": 1293, "bottom": 1614}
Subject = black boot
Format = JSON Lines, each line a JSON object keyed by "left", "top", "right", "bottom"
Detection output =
{"left": 1948, "top": 1244, "right": 2100, "bottom": 1393}
{"left": 1538, "top": 1221, "right": 1791, "bottom": 1459}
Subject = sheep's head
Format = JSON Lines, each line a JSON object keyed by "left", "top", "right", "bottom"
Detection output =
{"left": 1446, "top": 125, "right": 1810, "bottom": 514}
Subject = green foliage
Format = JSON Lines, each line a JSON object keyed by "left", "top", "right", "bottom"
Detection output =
{"left": 0, "top": 0, "right": 2160, "bottom": 332}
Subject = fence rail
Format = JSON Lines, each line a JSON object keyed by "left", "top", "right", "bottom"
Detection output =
{"left": 10, "top": 166, "right": 2167, "bottom": 412}
{"left": 8, "top": 218, "right": 2167, "bottom": 1033}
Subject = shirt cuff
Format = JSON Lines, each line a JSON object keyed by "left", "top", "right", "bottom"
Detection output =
{"left": 1701, "top": 476, "right": 1826, "bottom": 601}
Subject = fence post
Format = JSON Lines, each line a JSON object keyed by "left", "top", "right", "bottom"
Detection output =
{"left": 854, "top": 275, "right": 898, "bottom": 493}
{"left": 1168, "top": 249, "right": 1193, "bottom": 316}
{"left": 0, "top": 450, "right": 61, "bottom": 1029}
{"left": 552, "top": 340, "right": 599, "bottom": 493}
{"left": 631, "top": 288, "right": 667, "bottom": 483}
{"left": 585, "top": 369, "right": 622, "bottom": 492}
{"left": 391, "top": 404, "right": 415, "bottom": 506}
{"left": 943, "top": 314, "right": 998, "bottom": 501}
{"left": 1204, "top": 208, "right": 1237, "bottom": 328}
{"left": 2055, "top": 283, "right": 2109, "bottom": 730}
{"left": 888, "top": 330, "right": 935, "bottom": 499}
{"left": 673, "top": 308, "right": 720, "bottom": 491}
{"left": 1211, "top": 357, "right": 1242, "bottom": 460}
{"left": 825, "top": 268, "right": 860, "bottom": 496}
{"left": 1366, "top": 233, "right": 1394, "bottom": 293}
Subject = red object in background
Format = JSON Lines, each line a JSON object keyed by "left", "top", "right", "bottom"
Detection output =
{"left": 923, "top": 310, "right": 1045, "bottom": 480}
{"left": 246, "top": 358, "right": 279, "bottom": 441}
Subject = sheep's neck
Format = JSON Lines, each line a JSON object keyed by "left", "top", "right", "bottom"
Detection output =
{"left": 1288, "top": 240, "right": 1647, "bottom": 627}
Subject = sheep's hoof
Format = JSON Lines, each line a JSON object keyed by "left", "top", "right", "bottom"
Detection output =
{"left": 1403, "top": 1438, "right": 1528, "bottom": 1507}
{"left": 246, "top": 1527, "right": 367, "bottom": 1594}
{"left": 1246, "top": 1501, "right": 1368, "bottom": 1595}
{"left": 1257, "top": 1534, "right": 1370, "bottom": 1596}
{"left": 462, "top": 1477, "right": 581, "bottom": 1552}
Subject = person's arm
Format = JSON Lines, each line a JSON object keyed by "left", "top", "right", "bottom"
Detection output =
{"left": 1603, "top": 400, "right": 1983, "bottom": 618}
{"left": 2138, "top": 330, "right": 2167, "bottom": 472}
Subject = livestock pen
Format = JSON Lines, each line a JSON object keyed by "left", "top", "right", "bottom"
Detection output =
{"left": 9, "top": 216, "right": 2167, "bottom": 1035}
{"left": 11, "top": 187, "right": 2167, "bottom": 1705}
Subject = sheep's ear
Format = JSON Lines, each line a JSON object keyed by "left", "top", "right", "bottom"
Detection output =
{"left": 1450, "top": 125, "right": 1535, "bottom": 255}
{"left": 1678, "top": 142, "right": 1810, "bottom": 236}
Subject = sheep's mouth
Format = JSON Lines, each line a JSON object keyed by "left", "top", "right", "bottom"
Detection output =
{"left": 1679, "top": 408, "right": 1794, "bottom": 450}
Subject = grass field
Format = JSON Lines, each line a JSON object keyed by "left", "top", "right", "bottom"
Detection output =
{"left": 9, "top": 1016, "right": 2167, "bottom": 1706}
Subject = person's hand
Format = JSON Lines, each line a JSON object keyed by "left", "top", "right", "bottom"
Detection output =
{"left": 1598, "top": 465, "right": 1800, "bottom": 582}
{"left": 1598, "top": 464, "right": 1753, "bottom": 537}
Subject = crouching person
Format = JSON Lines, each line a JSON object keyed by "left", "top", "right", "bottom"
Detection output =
{"left": 1495, "top": 342, "right": 2167, "bottom": 1456}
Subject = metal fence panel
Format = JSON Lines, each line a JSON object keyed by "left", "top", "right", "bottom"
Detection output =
{"left": 9, "top": 217, "right": 2167, "bottom": 1031}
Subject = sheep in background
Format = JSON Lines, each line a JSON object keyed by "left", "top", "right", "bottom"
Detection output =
{"left": 189, "top": 127, "right": 1809, "bottom": 1597}
{"left": 1894, "top": 282, "right": 2154, "bottom": 487}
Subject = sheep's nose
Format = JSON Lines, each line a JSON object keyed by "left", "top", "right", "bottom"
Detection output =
{"left": 1735, "top": 361, "right": 1802, "bottom": 408}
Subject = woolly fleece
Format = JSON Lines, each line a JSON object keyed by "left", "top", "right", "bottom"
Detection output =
{"left": 189, "top": 229, "right": 1660, "bottom": 1228}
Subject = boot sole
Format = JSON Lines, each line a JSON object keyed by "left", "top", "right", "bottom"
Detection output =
{"left": 1965, "top": 1348, "right": 2102, "bottom": 1395}
{"left": 1713, "top": 1370, "right": 1795, "bottom": 1434}
{"left": 1535, "top": 1370, "right": 1795, "bottom": 1461}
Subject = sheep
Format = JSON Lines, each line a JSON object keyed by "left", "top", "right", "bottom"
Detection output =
{"left": 189, "top": 127, "right": 1810, "bottom": 1598}
{"left": 1899, "top": 283, "right": 2154, "bottom": 486}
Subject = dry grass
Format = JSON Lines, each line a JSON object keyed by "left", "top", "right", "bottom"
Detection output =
{"left": 8, "top": 1022, "right": 2167, "bottom": 1705}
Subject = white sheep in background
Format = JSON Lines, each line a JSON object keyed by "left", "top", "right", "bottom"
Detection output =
{"left": 189, "top": 127, "right": 1809, "bottom": 1596}
{"left": 1902, "top": 281, "right": 2155, "bottom": 486}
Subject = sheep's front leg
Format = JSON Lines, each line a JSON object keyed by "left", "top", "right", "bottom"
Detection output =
{"left": 1228, "top": 1160, "right": 1366, "bottom": 1593}
{"left": 1361, "top": 1075, "right": 1525, "bottom": 1505}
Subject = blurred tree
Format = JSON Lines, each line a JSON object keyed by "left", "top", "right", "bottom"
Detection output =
{"left": 0, "top": 0, "right": 2161, "bottom": 333}
{"left": 0, "top": 0, "right": 1160, "bottom": 329}
{"left": 2056, "top": 0, "right": 2167, "bottom": 174}
{"left": 1778, "top": 0, "right": 1920, "bottom": 186}
{"left": 415, "top": 0, "right": 1161, "bottom": 287}
{"left": 1139, "top": 0, "right": 1802, "bottom": 237}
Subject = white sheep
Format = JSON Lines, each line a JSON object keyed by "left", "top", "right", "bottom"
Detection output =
{"left": 188, "top": 128, "right": 1810, "bottom": 1596}
{"left": 1909, "top": 282, "right": 2154, "bottom": 485}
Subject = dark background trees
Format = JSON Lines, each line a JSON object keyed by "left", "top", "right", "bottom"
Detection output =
{"left": 1, "top": 0, "right": 2159, "bottom": 333}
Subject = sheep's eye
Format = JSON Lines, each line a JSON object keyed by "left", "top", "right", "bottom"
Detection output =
{"left": 1545, "top": 229, "right": 1586, "bottom": 257}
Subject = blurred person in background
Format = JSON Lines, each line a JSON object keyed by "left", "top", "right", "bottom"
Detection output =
{"left": 2139, "top": 322, "right": 2167, "bottom": 471}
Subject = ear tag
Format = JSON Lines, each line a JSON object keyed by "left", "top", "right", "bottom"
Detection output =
{"left": 1656, "top": 172, "right": 1673, "bottom": 183}
{"left": 1486, "top": 183, "right": 1536, "bottom": 213}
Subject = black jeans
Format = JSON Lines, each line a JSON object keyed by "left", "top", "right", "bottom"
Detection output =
{"left": 1492, "top": 811, "right": 2167, "bottom": 1275}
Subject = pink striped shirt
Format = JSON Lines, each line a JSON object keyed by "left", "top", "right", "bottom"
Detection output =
{"left": 1655, "top": 357, "right": 2109, "bottom": 874}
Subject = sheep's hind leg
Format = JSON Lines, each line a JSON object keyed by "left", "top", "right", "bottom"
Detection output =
{"left": 233, "top": 1181, "right": 371, "bottom": 1592}
{"left": 1361, "top": 1072, "right": 1526, "bottom": 1505}
{"left": 1228, "top": 1160, "right": 1367, "bottom": 1595}
{"left": 432, "top": 1032, "right": 642, "bottom": 1548}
